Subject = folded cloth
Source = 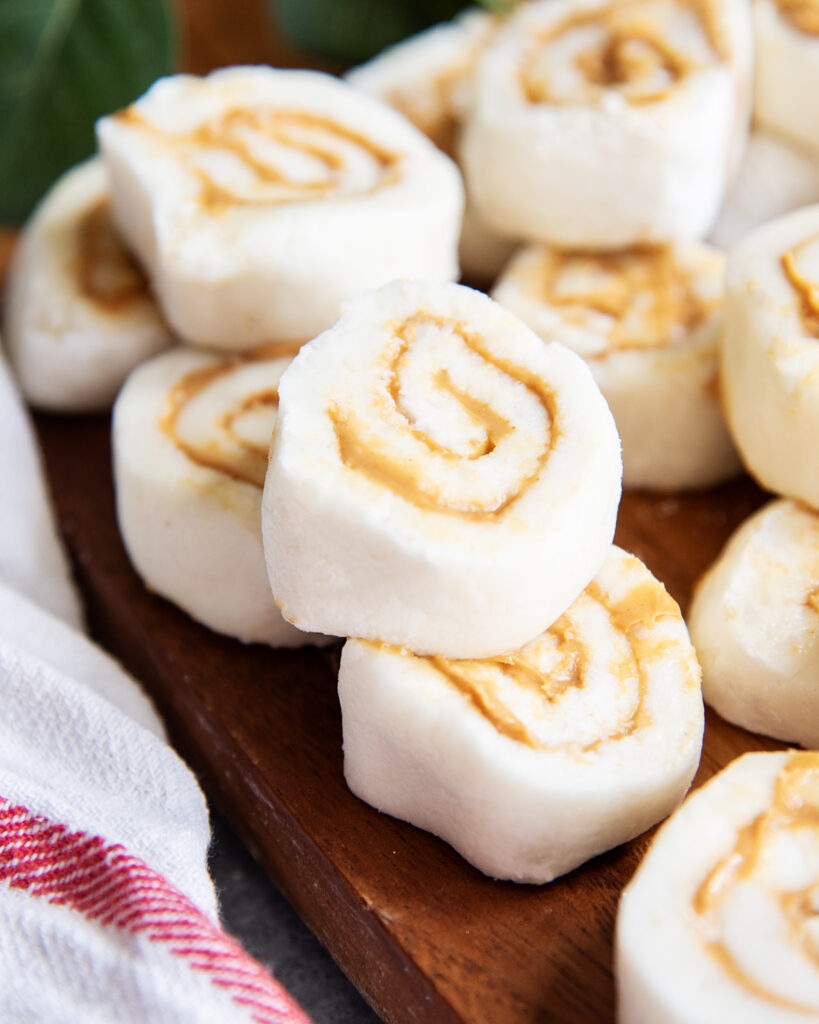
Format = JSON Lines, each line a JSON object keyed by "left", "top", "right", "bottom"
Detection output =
{"left": 0, "top": 344, "right": 309, "bottom": 1022}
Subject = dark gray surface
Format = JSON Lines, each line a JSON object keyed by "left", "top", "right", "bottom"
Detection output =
{"left": 209, "top": 808, "right": 382, "bottom": 1024}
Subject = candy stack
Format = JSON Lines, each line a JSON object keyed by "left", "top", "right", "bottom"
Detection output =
{"left": 262, "top": 278, "right": 704, "bottom": 883}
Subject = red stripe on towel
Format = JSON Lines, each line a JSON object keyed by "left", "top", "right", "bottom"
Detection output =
{"left": 0, "top": 799, "right": 310, "bottom": 1024}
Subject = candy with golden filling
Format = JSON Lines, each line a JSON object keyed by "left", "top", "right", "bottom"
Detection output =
{"left": 617, "top": 750, "right": 819, "bottom": 1023}
{"left": 113, "top": 344, "right": 324, "bottom": 646}
{"left": 4, "top": 158, "right": 174, "bottom": 412}
{"left": 460, "top": 0, "right": 752, "bottom": 248}
{"left": 493, "top": 240, "right": 741, "bottom": 490}
{"left": 689, "top": 498, "right": 819, "bottom": 747}
{"left": 262, "top": 280, "right": 622, "bottom": 659}
{"left": 722, "top": 203, "right": 819, "bottom": 510}
{"left": 339, "top": 545, "right": 703, "bottom": 882}
{"left": 97, "top": 66, "right": 464, "bottom": 350}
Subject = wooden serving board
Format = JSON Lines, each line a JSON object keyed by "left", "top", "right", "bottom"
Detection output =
{"left": 14, "top": 4, "right": 786, "bottom": 1020}
{"left": 33, "top": 409, "right": 785, "bottom": 1024}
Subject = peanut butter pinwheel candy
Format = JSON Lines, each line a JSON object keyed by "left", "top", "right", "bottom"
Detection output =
{"left": 710, "top": 130, "right": 819, "bottom": 251}
{"left": 4, "top": 158, "right": 174, "bottom": 412}
{"left": 460, "top": 0, "right": 752, "bottom": 249}
{"left": 493, "top": 241, "right": 741, "bottom": 490}
{"left": 618, "top": 750, "right": 819, "bottom": 1024}
{"left": 722, "top": 204, "right": 819, "bottom": 509}
{"left": 688, "top": 499, "right": 819, "bottom": 747}
{"left": 113, "top": 345, "right": 324, "bottom": 646}
{"left": 262, "top": 280, "right": 622, "bottom": 659}
{"left": 97, "top": 67, "right": 464, "bottom": 350}
{"left": 339, "top": 546, "right": 704, "bottom": 883}
{"left": 755, "top": 0, "right": 819, "bottom": 159}
{"left": 345, "top": 10, "right": 515, "bottom": 282}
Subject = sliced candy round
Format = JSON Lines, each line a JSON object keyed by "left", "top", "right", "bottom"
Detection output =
{"left": 113, "top": 344, "right": 322, "bottom": 646}
{"left": 97, "top": 66, "right": 464, "bottom": 350}
{"left": 339, "top": 546, "right": 703, "bottom": 882}
{"left": 618, "top": 750, "right": 819, "bottom": 1024}
{"left": 460, "top": 0, "right": 752, "bottom": 248}
{"left": 493, "top": 241, "right": 741, "bottom": 490}
{"left": 263, "top": 279, "right": 622, "bottom": 658}
{"left": 689, "top": 498, "right": 819, "bottom": 747}
{"left": 4, "top": 158, "right": 174, "bottom": 412}
{"left": 722, "top": 203, "right": 819, "bottom": 509}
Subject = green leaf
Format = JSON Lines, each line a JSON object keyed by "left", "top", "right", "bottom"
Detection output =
{"left": 271, "top": 0, "right": 470, "bottom": 65}
{"left": 0, "top": 0, "right": 177, "bottom": 224}
{"left": 474, "top": 0, "right": 518, "bottom": 11}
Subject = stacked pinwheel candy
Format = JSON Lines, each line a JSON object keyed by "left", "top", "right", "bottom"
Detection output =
{"left": 5, "top": 0, "right": 819, "bottom": 1015}
{"left": 261, "top": 276, "right": 705, "bottom": 884}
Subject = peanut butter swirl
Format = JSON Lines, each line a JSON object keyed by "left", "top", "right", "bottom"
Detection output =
{"left": 526, "top": 247, "right": 713, "bottom": 355}
{"left": 782, "top": 233, "right": 819, "bottom": 336}
{"left": 75, "top": 199, "right": 150, "bottom": 311}
{"left": 116, "top": 106, "right": 403, "bottom": 211}
{"left": 160, "top": 344, "right": 301, "bottom": 487}
{"left": 775, "top": 0, "right": 819, "bottom": 35}
{"left": 329, "top": 312, "right": 559, "bottom": 519}
{"left": 692, "top": 752, "right": 819, "bottom": 1013}
{"left": 373, "top": 562, "right": 685, "bottom": 751}
{"left": 521, "top": 0, "right": 726, "bottom": 106}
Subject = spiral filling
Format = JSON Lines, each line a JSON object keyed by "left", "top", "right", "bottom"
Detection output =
{"left": 160, "top": 347, "right": 295, "bottom": 487}
{"left": 523, "top": 247, "right": 713, "bottom": 356}
{"left": 520, "top": 0, "right": 725, "bottom": 106}
{"left": 116, "top": 105, "right": 403, "bottom": 209}
{"left": 75, "top": 199, "right": 150, "bottom": 312}
{"left": 330, "top": 312, "right": 559, "bottom": 518}
{"left": 775, "top": 0, "right": 819, "bottom": 35}
{"left": 373, "top": 563, "right": 683, "bottom": 751}
{"left": 693, "top": 751, "right": 819, "bottom": 1013}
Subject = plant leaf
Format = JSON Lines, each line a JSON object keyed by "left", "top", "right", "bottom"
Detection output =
{"left": 474, "top": 0, "right": 518, "bottom": 12}
{"left": 271, "top": 0, "right": 469, "bottom": 65}
{"left": 0, "top": 0, "right": 177, "bottom": 224}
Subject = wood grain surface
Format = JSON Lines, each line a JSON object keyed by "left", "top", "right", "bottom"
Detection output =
{"left": 16, "top": 3, "right": 788, "bottom": 1021}
{"left": 33, "top": 410, "right": 785, "bottom": 1024}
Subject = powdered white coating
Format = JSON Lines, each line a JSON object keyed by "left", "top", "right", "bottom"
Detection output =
{"left": 460, "top": 0, "right": 752, "bottom": 247}
{"left": 345, "top": 10, "right": 495, "bottom": 130}
{"left": 493, "top": 239, "right": 741, "bottom": 489}
{"left": 346, "top": 11, "right": 515, "bottom": 282}
{"left": 722, "top": 203, "right": 819, "bottom": 510}
{"left": 113, "top": 346, "right": 324, "bottom": 646}
{"left": 339, "top": 546, "right": 703, "bottom": 882}
{"left": 263, "top": 280, "right": 622, "bottom": 658}
{"left": 617, "top": 751, "right": 819, "bottom": 1024}
{"left": 4, "top": 158, "right": 174, "bottom": 411}
{"left": 754, "top": 0, "right": 819, "bottom": 159}
{"left": 689, "top": 498, "right": 819, "bottom": 747}
{"left": 97, "top": 67, "right": 464, "bottom": 349}
{"left": 710, "top": 130, "right": 819, "bottom": 251}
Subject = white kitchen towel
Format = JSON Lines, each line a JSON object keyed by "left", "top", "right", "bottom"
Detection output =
{"left": 0, "top": 345, "right": 83, "bottom": 628}
{"left": 0, "top": 345, "right": 310, "bottom": 1023}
